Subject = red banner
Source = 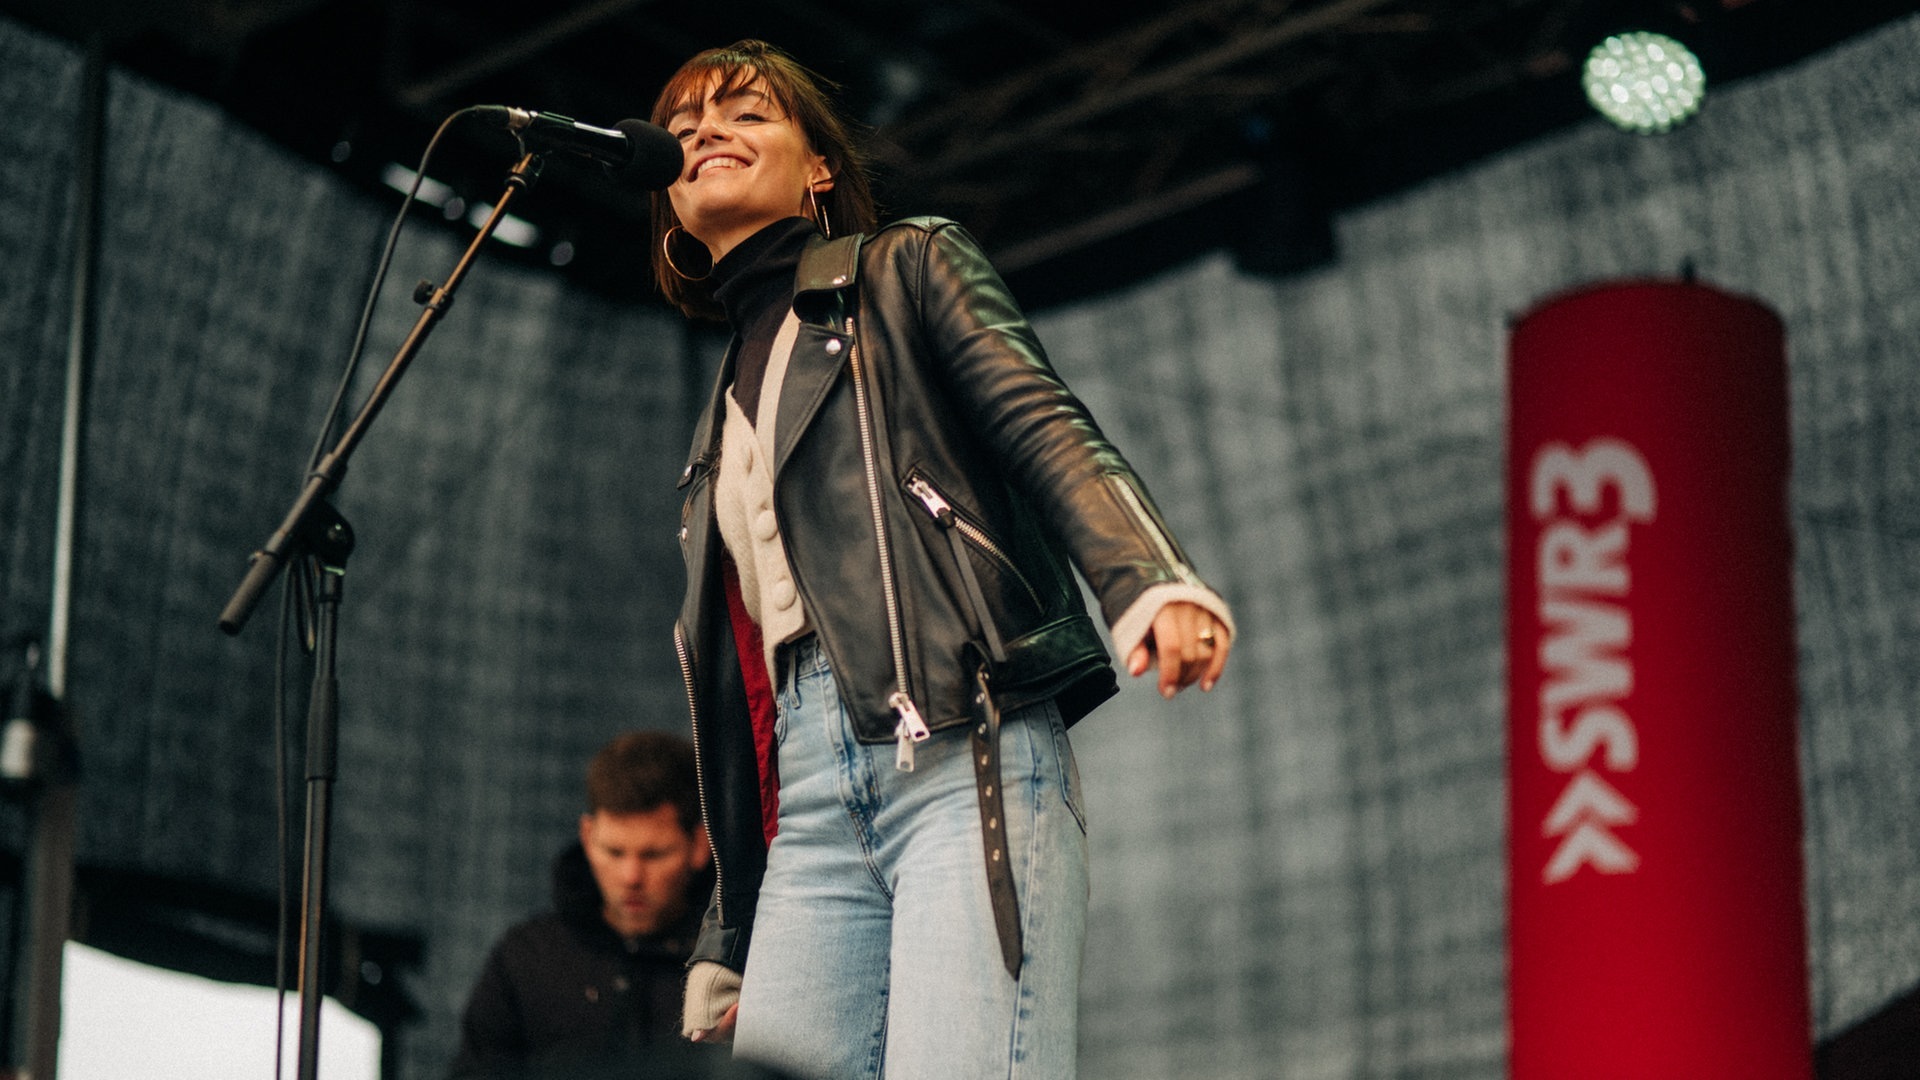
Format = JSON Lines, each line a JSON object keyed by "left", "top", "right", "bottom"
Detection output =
{"left": 1507, "top": 280, "right": 1811, "bottom": 1078}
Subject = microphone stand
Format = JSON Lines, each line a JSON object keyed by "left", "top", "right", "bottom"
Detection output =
{"left": 218, "top": 151, "right": 545, "bottom": 1080}
{"left": 292, "top": 507, "right": 349, "bottom": 1080}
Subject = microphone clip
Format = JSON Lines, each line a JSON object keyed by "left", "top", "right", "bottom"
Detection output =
{"left": 1, "top": 639, "right": 77, "bottom": 798}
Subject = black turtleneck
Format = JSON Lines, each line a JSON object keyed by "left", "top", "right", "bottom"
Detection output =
{"left": 710, "top": 216, "right": 817, "bottom": 423}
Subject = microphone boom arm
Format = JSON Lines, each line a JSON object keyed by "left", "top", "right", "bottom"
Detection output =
{"left": 219, "top": 150, "right": 544, "bottom": 634}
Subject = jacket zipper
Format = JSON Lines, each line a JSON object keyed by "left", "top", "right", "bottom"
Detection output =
{"left": 1107, "top": 473, "right": 1203, "bottom": 587}
{"left": 904, "top": 472, "right": 1045, "bottom": 613}
{"left": 674, "top": 620, "right": 724, "bottom": 922}
{"left": 845, "top": 315, "right": 930, "bottom": 769}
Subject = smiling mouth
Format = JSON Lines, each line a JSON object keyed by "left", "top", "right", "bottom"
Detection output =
{"left": 695, "top": 157, "right": 747, "bottom": 178}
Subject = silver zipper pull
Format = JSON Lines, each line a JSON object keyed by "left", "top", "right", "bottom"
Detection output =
{"left": 890, "top": 690, "right": 930, "bottom": 771}
{"left": 905, "top": 476, "right": 956, "bottom": 527}
{"left": 895, "top": 723, "right": 915, "bottom": 771}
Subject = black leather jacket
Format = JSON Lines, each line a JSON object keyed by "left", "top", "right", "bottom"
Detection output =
{"left": 675, "top": 217, "right": 1210, "bottom": 970}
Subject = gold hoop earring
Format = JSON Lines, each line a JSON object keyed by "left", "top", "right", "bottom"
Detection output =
{"left": 806, "top": 186, "right": 832, "bottom": 240}
{"left": 661, "top": 225, "right": 712, "bottom": 281}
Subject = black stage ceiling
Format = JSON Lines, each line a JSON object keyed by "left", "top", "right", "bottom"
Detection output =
{"left": 8, "top": 0, "right": 1915, "bottom": 309}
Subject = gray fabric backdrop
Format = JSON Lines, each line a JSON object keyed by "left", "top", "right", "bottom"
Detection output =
{"left": 3, "top": 12, "right": 1917, "bottom": 1079}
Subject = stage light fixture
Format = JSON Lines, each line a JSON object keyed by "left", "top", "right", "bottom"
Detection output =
{"left": 1582, "top": 31, "right": 1706, "bottom": 134}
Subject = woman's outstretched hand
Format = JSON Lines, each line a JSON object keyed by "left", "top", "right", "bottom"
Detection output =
{"left": 1127, "top": 600, "right": 1231, "bottom": 698}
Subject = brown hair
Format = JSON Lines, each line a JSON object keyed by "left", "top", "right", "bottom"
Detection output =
{"left": 648, "top": 40, "right": 878, "bottom": 320}
{"left": 585, "top": 730, "right": 700, "bottom": 832}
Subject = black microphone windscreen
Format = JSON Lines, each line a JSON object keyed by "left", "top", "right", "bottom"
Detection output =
{"left": 615, "top": 119, "right": 684, "bottom": 190}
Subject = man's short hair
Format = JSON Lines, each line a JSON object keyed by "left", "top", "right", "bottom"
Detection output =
{"left": 585, "top": 730, "right": 700, "bottom": 833}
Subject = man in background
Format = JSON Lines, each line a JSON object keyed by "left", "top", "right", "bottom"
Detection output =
{"left": 449, "top": 730, "right": 714, "bottom": 1080}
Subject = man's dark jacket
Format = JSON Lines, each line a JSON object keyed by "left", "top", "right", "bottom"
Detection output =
{"left": 447, "top": 843, "right": 712, "bottom": 1080}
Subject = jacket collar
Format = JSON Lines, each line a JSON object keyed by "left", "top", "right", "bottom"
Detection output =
{"left": 552, "top": 841, "right": 606, "bottom": 926}
{"left": 794, "top": 230, "right": 864, "bottom": 302}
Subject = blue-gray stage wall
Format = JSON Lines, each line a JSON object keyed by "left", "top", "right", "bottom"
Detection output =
{"left": 3, "top": 12, "right": 1917, "bottom": 1079}
{"left": 1052, "top": 16, "right": 1920, "bottom": 1078}
{"left": 0, "top": 19, "right": 702, "bottom": 1075}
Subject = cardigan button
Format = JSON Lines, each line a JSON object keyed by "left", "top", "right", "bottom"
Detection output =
{"left": 753, "top": 509, "right": 778, "bottom": 541}
{"left": 772, "top": 579, "right": 797, "bottom": 609}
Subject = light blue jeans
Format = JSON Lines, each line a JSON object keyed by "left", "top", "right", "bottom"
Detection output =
{"left": 732, "top": 635, "right": 1089, "bottom": 1080}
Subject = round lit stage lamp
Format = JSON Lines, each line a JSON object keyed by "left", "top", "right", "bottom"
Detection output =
{"left": 1582, "top": 31, "right": 1706, "bottom": 134}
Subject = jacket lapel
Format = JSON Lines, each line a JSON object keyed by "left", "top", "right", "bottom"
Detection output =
{"left": 682, "top": 337, "right": 740, "bottom": 486}
{"left": 773, "top": 232, "right": 865, "bottom": 475}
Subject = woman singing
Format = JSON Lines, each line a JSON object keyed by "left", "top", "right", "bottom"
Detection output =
{"left": 658, "top": 40, "right": 1235, "bottom": 1080}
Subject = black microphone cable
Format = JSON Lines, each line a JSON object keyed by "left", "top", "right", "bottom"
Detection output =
{"left": 270, "top": 104, "right": 482, "bottom": 1080}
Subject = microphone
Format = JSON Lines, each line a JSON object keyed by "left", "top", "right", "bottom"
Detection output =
{"left": 474, "top": 106, "right": 683, "bottom": 190}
